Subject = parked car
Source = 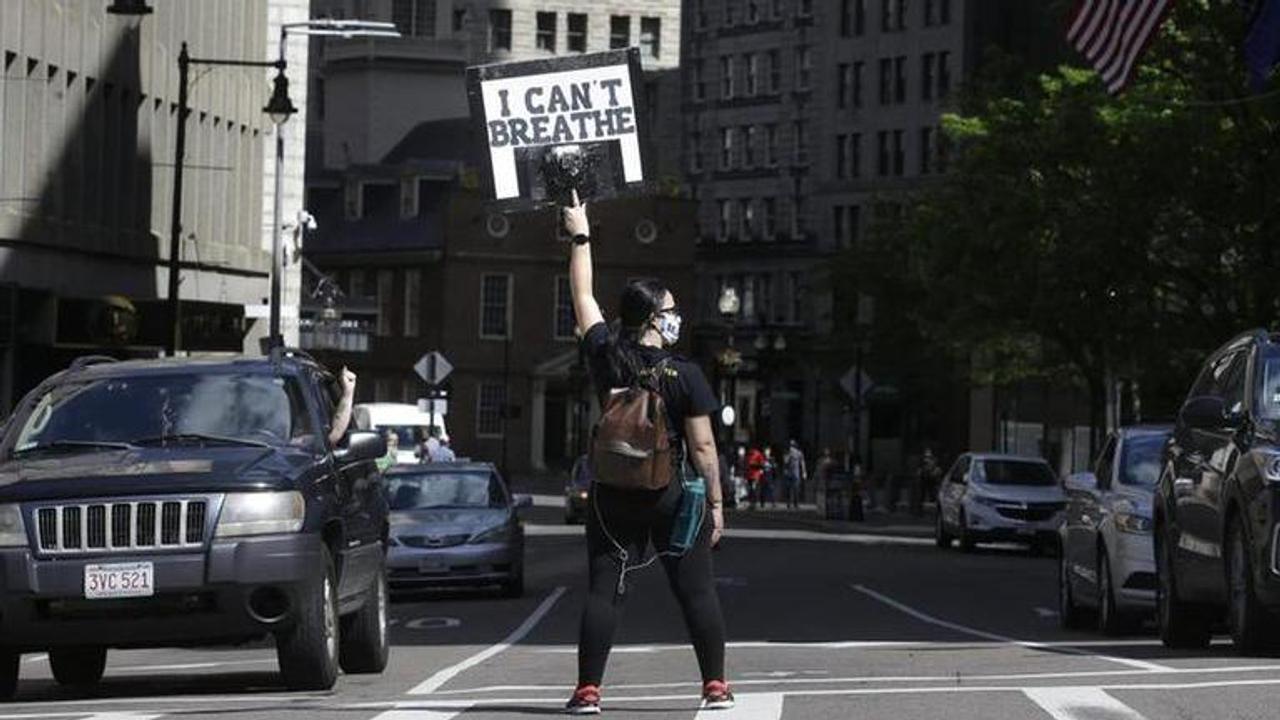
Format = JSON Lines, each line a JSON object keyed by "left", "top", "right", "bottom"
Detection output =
{"left": 384, "top": 462, "right": 530, "bottom": 597}
{"left": 566, "top": 455, "right": 592, "bottom": 524}
{"left": 1059, "top": 425, "right": 1172, "bottom": 634}
{"left": 1156, "top": 330, "right": 1280, "bottom": 653}
{"left": 0, "top": 352, "right": 390, "bottom": 700}
{"left": 935, "top": 453, "right": 1066, "bottom": 553}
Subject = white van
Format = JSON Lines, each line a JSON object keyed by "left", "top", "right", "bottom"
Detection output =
{"left": 353, "top": 402, "right": 448, "bottom": 464}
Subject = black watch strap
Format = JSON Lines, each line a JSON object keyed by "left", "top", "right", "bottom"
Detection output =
{"left": 573, "top": 233, "right": 591, "bottom": 245}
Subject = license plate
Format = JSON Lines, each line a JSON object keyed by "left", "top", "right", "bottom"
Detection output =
{"left": 418, "top": 560, "right": 447, "bottom": 573}
{"left": 84, "top": 562, "right": 154, "bottom": 599}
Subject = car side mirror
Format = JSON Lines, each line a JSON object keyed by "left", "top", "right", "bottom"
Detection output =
{"left": 1180, "top": 396, "right": 1240, "bottom": 431}
{"left": 1064, "top": 472, "right": 1098, "bottom": 493}
{"left": 335, "top": 431, "right": 386, "bottom": 464}
{"left": 512, "top": 494, "right": 533, "bottom": 509}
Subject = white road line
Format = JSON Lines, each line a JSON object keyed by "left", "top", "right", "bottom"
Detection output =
{"left": 83, "top": 714, "right": 165, "bottom": 720}
{"left": 694, "top": 692, "right": 783, "bottom": 720}
{"left": 429, "top": 663, "right": 1280, "bottom": 696}
{"left": 533, "top": 638, "right": 1229, "bottom": 654}
{"left": 850, "top": 583, "right": 1172, "bottom": 672}
{"left": 407, "top": 586, "right": 568, "bottom": 695}
{"left": 524, "top": 524, "right": 934, "bottom": 546}
{"left": 1024, "top": 687, "right": 1151, "bottom": 720}
{"left": 366, "top": 707, "right": 474, "bottom": 720}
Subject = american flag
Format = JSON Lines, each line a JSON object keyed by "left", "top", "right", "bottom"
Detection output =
{"left": 1067, "top": 0, "right": 1175, "bottom": 94}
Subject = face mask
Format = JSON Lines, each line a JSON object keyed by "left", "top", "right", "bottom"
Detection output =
{"left": 653, "top": 311, "right": 682, "bottom": 347}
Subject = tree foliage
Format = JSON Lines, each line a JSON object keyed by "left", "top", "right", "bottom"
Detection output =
{"left": 840, "top": 0, "right": 1280, "bottom": 422}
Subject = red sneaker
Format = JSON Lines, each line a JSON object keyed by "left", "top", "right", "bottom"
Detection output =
{"left": 565, "top": 684, "right": 602, "bottom": 715}
{"left": 701, "top": 680, "right": 736, "bottom": 710}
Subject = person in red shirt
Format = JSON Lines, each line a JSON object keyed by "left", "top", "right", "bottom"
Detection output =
{"left": 745, "top": 446, "right": 765, "bottom": 510}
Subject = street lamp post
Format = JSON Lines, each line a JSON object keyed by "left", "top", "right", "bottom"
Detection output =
{"left": 166, "top": 21, "right": 398, "bottom": 357}
{"left": 716, "top": 287, "right": 742, "bottom": 448}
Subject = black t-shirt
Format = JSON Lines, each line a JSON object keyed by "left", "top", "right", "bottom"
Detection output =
{"left": 581, "top": 322, "right": 718, "bottom": 442}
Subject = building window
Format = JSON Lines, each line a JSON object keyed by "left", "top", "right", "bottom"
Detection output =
{"left": 771, "top": 0, "right": 784, "bottom": 17}
{"left": 878, "top": 58, "right": 892, "bottom": 105}
{"left": 895, "top": 55, "right": 906, "bottom": 103}
{"left": 725, "top": 0, "right": 739, "bottom": 26}
{"left": 718, "top": 199, "right": 732, "bottom": 240}
{"left": 939, "top": 50, "right": 952, "bottom": 96}
{"left": 744, "top": 125, "right": 758, "bottom": 167}
{"left": 851, "top": 132, "right": 862, "bottom": 176}
{"left": 793, "top": 121, "right": 809, "bottom": 165}
{"left": 893, "top": 129, "right": 904, "bottom": 176}
{"left": 747, "top": 0, "right": 762, "bottom": 22}
{"left": 896, "top": 0, "right": 907, "bottom": 29}
{"left": 922, "top": 52, "right": 935, "bottom": 100}
{"left": 793, "top": 196, "right": 808, "bottom": 238}
{"left": 479, "top": 274, "right": 512, "bottom": 339}
{"left": 835, "top": 134, "right": 848, "bottom": 179}
{"left": 768, "top": 49, "right": 782, "bottom": 92}
{"left": 536, "top": 12, "right": 556, "bottom": 52}
{"left": 476, "top": 383, "right": 507, "bottom": 438}
{"left": 404, "top": 268, "right": 421, "bottom": 337}
{"left": 940, "top": 0, "right": 951, "bottom": 25}
{"left": 924, "top": 0, "right": 936, "bottom": 25}
{"left": 489, "top": 9, "right": 512, "bottom": 51}
{"left": 795, "top": 46, "right": 812, "bottom": 90}
{"left": 920, "top": 126, "right": 934, "bottom": 174}
{"left": 452, "top": 7, "right": 466, "bottom": 31}
{"left": 740, "top": 199, "right": 755, "bottom": 241}
{"left": 833, "top": 206, "right": 846, "bottom": 248}
{"left": 721, "top": 55, "right": 734, "bottom": 98}
{"left": 377, "top": 270, "right": 394, "bottom": 337}
{"left": 797, "top": 0, "right": 813, "bottom": 17}
{"left": 765, "top": 123, "right": 779, "bottom": 165}
{"left": 554, "top": 276, "right": 575, "bottom": 340}
{"left": 610, "top": 15, "right": 630, "bottom": 49}
{"left": 856, "top": 0, "right": 867, "bottom": 33}
{"left": 640, "top": 17, "right": 661, "bottom": 59}
{"left": 693, "top": 59, "right": 706, "bottom": 101}
{"left": 689, "top": 132, "right": 703, "bottom": 172}
{"left": 361, "top": 181, "right": 397, "bottom": 219}
{"left": 720, "top": 126, "right": 735, "bottom": 169}
{"left": 881, "top": 0, "right": 893, "bottom": 31}
{"left": 841, "top": 0, "right": 853, "bottom": 35}
{"left": 877, "top": 131, "right": 890, "bottom": 176}
{"left": 744, "top": 53, "right": 759, "bottom": 96}
{"left": 838, "top": 63, "right": 851, "bottom": 108}
{"left": 763, "top": 197, "right": 778, "bottom": 239}
{"left": 847, "top": 204, "right": 862, "bottom": 247}
{"left": 853, "top": 61, "right": 865, "bottom": 107}
{"left": 696, "top": 0, "right": 708, "bottom": 29}
{"left": 567, "top": 13, "right": 587, "bottom": 52}
{"left": 392, "top": 0, "right": 436, "bottom": 37}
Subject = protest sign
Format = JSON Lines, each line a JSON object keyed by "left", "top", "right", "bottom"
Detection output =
{"left": 467, "top": 49, "right": 647, "bottom": 210}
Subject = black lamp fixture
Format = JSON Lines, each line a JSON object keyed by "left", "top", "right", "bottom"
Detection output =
{"left": 263, "top": 69, "right": 297, "bottom": 125}
{"left": 106, "top": 0, "right": 153, "bottom": 15}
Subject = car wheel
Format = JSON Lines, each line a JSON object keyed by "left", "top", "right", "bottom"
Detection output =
{"left": 1098, "top": 549, "right": 1134, "bottom": 636}
{"left": 1059, "top": 551, "right": 1088, "bottom": 630}
{"left": 501, "top": 567, "right": 525, "bottom": 598}
{"left": 277, "top": 545, "right": 340, "bottom": 691}
{"left": 339, "top": 563, "right": 390, "bottom": 674}
{"left": 958, "top": 510, "right": 975, "bottom": 552}
{"left": 49, "top": 646, "right": 106, "bottom": 687}
{"left": 0, "top": 649, "right": 18, "bottom": 700}
{"left": 935, "top": 510, "right": 952, "bottom": 549}
{"left": 1227, "top": 518, "right": 1280, "bottom": 655}
{"left": 1156, "top": 529, "right": 1212, "bottom": 649}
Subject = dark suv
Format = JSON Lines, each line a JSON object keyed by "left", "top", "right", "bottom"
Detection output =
{"left": 0, "top": 352, "right": 390, "bottom": 699}
{"left": 1157, "top": 330, "right": 1280, "bottom": 653}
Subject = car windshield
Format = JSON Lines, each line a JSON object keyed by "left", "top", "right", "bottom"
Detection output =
{"left": 11, "top": 373, "right": 316, "bottom": 455}
{"left": 976, "top": 459, "right": 1056, "bottom": 486}
{"left": 386, "top": 471, "right": 506, "bottom": 510}
{"left": 1257, "top": 353, "right": 1280, "bottom": 421}
{"left": 1119, "top": 433, "right": 1166, "bottom": 487}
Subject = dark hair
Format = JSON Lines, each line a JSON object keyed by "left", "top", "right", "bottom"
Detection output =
{"left": 604, "top": 278, "right": 669, "bottom": 385}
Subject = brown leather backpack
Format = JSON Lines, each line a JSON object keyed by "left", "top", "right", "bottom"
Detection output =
{"left": 590, "top": 359, "right": 675, "bottom": 490}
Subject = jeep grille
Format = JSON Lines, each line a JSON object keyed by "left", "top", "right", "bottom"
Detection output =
{"left": 35, "top": 499, "right": 209, "bottom": 554}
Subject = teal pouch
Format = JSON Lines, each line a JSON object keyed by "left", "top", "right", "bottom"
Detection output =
{"left": 670, "top": 476, "right": 707, "bottom": 553}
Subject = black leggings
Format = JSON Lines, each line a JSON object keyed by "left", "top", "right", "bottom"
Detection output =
{"left": 577, "top": 480, "right": 726, "bottom": 687}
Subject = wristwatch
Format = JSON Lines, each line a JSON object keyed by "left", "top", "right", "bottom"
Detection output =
{"left": 572, "top": 233, "right": 591, "bottom": 245}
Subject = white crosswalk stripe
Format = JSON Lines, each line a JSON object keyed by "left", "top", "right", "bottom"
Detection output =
{"left": 1024, "top": 687, "right": 1151, "bottom": 720}
{"left": 694, "top": 692, "right": 784, "bottom": 720}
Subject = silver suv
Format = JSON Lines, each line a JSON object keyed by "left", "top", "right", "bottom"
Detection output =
{"left": 935, "top": 453, "right": 1066, "bottom": 553}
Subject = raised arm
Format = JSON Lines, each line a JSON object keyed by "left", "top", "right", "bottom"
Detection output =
{"left": 563, "top": 191, "right": 604, "bottom": 334}
{"left": 685, "top": 414, "right": 724, "bottom": 545}
{"left": 328, "top": 367, "right": 356, "bottom": 446}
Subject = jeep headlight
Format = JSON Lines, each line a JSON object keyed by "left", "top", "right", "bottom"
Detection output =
{"left": 215, "top": 492, "right": 305, "bottom": 538}
{"left": 0, "top": 504, "right": 25, "bottom": 547}
{"left": 1114, "top": 499, "right": 1152, "bottom": 535}
{"left": 469, "top": 523, "right": 509, "bottom": 545}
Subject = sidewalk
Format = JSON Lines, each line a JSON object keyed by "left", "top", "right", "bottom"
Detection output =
{"left": 727, "top": 504, "right": 936, "bottom": 540}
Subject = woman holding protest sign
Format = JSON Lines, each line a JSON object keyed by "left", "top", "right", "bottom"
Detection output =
{"left": 561, "top": 191, "right": 733, "bottom": 714}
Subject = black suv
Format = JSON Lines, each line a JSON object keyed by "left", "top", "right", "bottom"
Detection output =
{"left": 1157, "top": 330, "right": 1280, "bottom": 653}
{"left": 0, "top": 352, "right": 390, "bottom": 699}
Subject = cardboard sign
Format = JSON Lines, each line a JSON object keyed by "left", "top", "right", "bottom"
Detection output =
{"left": 467, "top": 49, "right": 647, "bottom": 210}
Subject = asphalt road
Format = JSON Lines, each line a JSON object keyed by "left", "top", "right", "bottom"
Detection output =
{"left": 3, "top": 504, "right": 1279, "bottom": 720}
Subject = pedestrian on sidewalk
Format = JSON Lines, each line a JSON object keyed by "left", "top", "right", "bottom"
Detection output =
{"left": 745, "top": 445, "right": 765, "bottom": 510}
{"left": 783, "top": 439, "right": 807, "bottom": 509}
{"left": 761, "top": 446, "right": 777, "bottom": 508}
{"left": 561, "top": 192, "right": 733, "bottom": 715}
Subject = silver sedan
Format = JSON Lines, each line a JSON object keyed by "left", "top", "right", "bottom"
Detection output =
{"left": 1059, "top": 425, "right": 1171, "bottom": 634}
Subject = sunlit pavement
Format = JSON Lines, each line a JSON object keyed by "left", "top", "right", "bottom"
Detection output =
{"left": 3, "top": 505, "right": 1277, "bottom": 720}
